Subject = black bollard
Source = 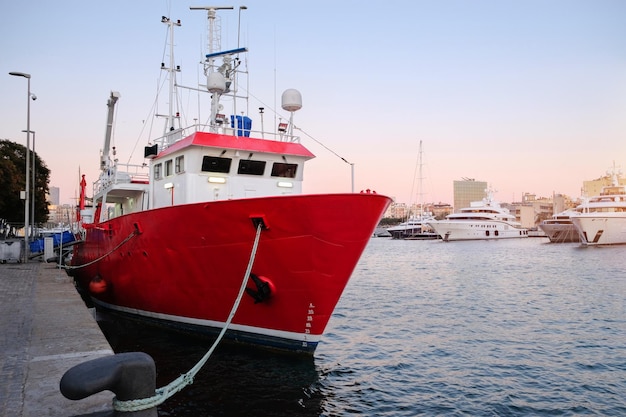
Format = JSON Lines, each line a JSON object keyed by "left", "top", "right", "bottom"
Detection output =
{"left": 60, "top": 352, "right": 157, "bottom": 417}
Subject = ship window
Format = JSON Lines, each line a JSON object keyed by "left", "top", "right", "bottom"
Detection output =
{"left": 154, "top": 163, "right": 162, "bottom": 180}
{"left": 238, "top": 159, "right": 266, "bottom": 175}
{"left": 271, "top": 162, "right": 298, "bottom": 178}
{"left": 202, "top": 156, "right": 232, "bottom": 173}
{"left": 175, "top": 156, "right": 184, "bottom": 173}
{"left": 164, "top": 159, "right": 173, "bottom": 176}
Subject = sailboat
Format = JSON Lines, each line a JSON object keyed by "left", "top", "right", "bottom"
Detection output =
{"left": 66, "top": 7, "right": 391, "bottom": 354}
{"left": 386, "top": 140, "right": 438, "bottom": 240}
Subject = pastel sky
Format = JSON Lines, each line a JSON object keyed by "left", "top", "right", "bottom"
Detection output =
{"left": 2, "top": 1, "right": 625, "bottom": 206}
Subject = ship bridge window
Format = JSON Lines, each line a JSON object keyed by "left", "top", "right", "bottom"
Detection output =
{"left": 165, "top": 159, "right": 173, "bottom": 176}
{"left": 154, "top": 163, "right": 162, "bottom": 180}
{"left": 202, "top": 156, "right": 232, "bottom": 173}
{"left": 175, "top": 155, "right": 184, "bottom": 173}
{"left": 271, "top": 162, "right": 298, "bottom": 178}
{"left": 238, "top": 159, "right": 266, "bottom": 176}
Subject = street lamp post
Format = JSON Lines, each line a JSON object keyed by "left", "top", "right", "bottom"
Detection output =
{"left": 9, "top": 71, "right": 32, "bottom": 263}
{"left": 22, "top": 130, "right": 36, "bottom": 239}
{"left": 32, "top": 131, "right": 36, "bottom": 239}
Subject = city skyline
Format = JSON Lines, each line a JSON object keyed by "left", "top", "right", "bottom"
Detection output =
{"left": 2, "top": 1, "right": 625, "bottom": 206}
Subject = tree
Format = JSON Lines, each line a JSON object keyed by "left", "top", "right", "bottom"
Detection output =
{"left": 0, "top": 139, "right": 50, "bottom": 227}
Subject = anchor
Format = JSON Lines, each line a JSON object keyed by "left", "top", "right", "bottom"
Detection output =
{"left": 245, "top": 273, "right": 273, "bottom": 303}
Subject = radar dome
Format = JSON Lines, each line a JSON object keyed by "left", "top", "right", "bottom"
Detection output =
{"left": 281, "top": 89, "right": 302, "bottom": 112}
{"left": 207, "top": 72, "right": 226, "bottom": 93}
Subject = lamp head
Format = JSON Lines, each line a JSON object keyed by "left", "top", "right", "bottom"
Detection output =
{"left": 9, "top": 71, "right": 31, "bottom": 79}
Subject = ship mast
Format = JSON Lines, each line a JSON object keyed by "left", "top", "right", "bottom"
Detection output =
{"left": 192, "top": 6, "right": 231, "bottom": 133}
{"left": 191, "top": 6, "right": 248, "bottom": 134}
{"left": 160, "top": 16, "right": 181, "bottom": 135}
{"left": 200, "top": 6, "right": 230, "bottom": 65}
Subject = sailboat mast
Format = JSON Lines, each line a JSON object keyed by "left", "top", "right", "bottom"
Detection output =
{"left": 418, "top": 140, "right": 424, "bottom": 216}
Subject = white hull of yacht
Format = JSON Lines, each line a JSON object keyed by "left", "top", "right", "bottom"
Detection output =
{"left": 538, "top": 223, "right": 579, "bottom": 243}
{"left": 571, "top": 215, "right": 626, "bottom": 245}
{"left": 429, "top": 220, "right": 529, "bottom": 241}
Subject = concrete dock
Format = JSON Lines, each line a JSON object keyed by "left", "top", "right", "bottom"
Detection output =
{"left": 0, "top": 261, "right": 116, "bottom": 416}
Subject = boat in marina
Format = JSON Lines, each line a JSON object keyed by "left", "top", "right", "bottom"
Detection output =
{"left": 538, "top": 209, "right": 580, "bottom": 243}
{"left": 386, "top": 215, "right": 438, "bottom": 240}
{"left": 570, "top": 166, "right": 626, "bottom": 246}
{"left": 65, "top": 7, "right": 390, "bottom": 354}
{"left": 427, "top": 188, "right": 528, "bottom": 241}
{"left": 387, "top": 140, "right": 438, "bottom": 240}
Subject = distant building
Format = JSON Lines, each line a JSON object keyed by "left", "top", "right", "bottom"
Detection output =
{"left": 453, "top": 179, "right": 487, "bottom": 212}
{"left": 431, "top": 202, "right": 453, "bottom": 220}
{"left": 385, "top": 201, "right": 409, "bottom": 219}
{"left": 519, "top": 193, "right": 551, "bottom": 226}
{"left": 550, "top": 193, "right": 577, "bottom": 213}
{"left": 517, "top": 205, "right": 536, "bottom": 229}
{"left": 49, "top": 186, "right": 60, "bottom": 206}
{"left": 46, "top": 204, "right": 75, "bottom": 227}
{"left": 582, "top": 173, "right": 626, "bottom": 198}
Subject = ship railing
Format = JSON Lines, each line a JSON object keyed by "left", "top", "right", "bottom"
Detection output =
{"left": 152, "top": 123, "right": 301, "bottom": 152}
{"left": 93, "top": 162, "right": 150, "bottom": 195}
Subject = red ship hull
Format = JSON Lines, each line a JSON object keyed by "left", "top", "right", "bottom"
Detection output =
{"left": 69, "top": 193, "right": 390, "bottom": 353}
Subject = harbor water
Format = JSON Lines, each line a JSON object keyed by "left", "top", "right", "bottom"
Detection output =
{"left": 100, "top": 237, "right": 626, "bottom": 416}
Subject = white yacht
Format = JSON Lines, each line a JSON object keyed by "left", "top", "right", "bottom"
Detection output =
{"left": 570, "top": 167, "right": 626, "bottom": 246}
{"left": 427, "top": 190, "right": 528, "bottom": 241}
{"left": 387, "top": 213, "right": 437, "bottom": 239}
{"left": 538, "top": 209, "right": 580, "bottom": 243}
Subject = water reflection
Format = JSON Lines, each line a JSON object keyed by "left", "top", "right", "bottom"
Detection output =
{"left": 96, "top": 311, "right": 324, "bottom": 416}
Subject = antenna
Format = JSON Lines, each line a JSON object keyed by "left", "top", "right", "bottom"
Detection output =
{"left": 238, "top": 6, "right": 247, "bottom": 49}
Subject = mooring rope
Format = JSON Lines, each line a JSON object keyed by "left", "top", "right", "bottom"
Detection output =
{"left": 112, "top": 222, "right": 264, "bottom": 412}
{"left": 63, "top": 230, "right": 139, "bottom": 270}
